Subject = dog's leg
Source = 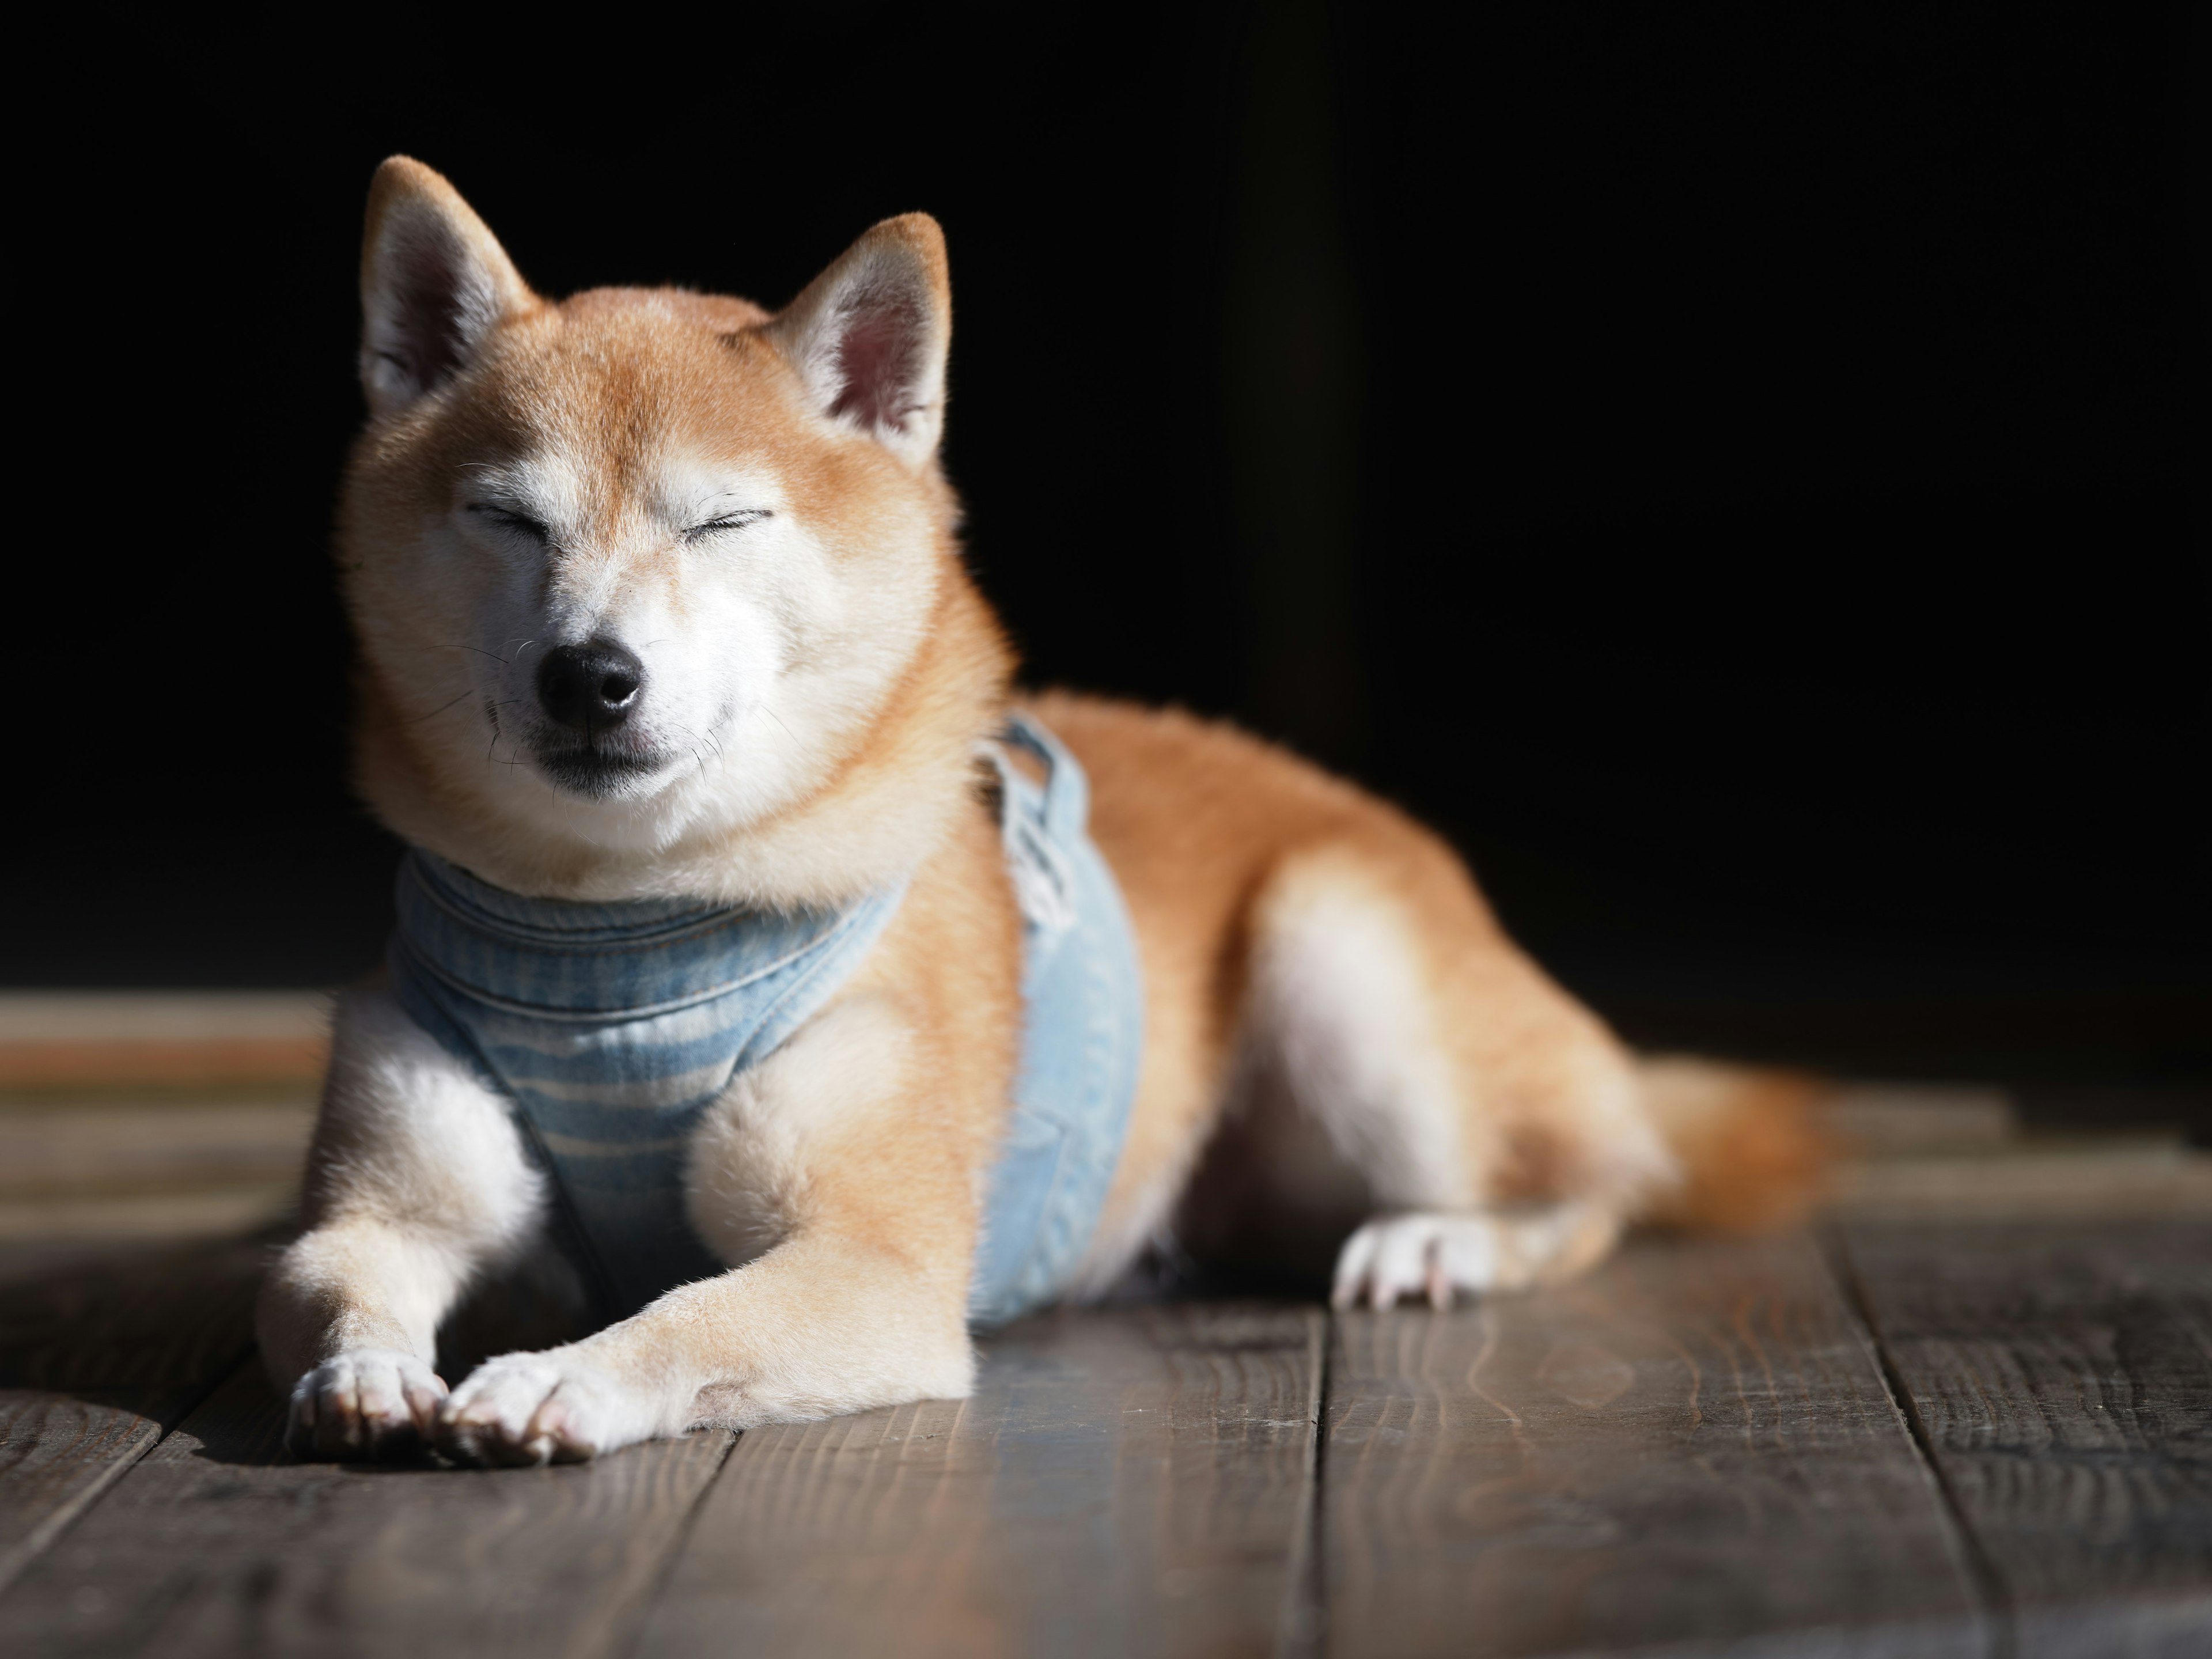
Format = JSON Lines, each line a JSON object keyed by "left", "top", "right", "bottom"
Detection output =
{"left": 1237, "top": 843, "right": 1672, "bottom": 1307}
{"left": 257, "top": 986, "right": 547, "bottom": 1460}
{"left": 435, "top": 994, "right": 981, "bottom": 1465}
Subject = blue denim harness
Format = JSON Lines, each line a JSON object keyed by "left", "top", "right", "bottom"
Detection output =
{"left": 387, "top": 714, "right": 1143, "bottom": 1329}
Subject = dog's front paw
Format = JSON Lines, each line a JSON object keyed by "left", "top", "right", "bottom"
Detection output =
{"left": 286, "top": 1347, "right": 446, "bottom": 1461}
{"left": 435, "top": 1347, "right": 657, "bottom": 1466}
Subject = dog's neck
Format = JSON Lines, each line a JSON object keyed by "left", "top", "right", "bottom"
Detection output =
{"left": 351, "top": 562, "right": 1014, "bottom": 909}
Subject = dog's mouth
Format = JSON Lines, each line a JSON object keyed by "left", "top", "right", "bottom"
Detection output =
{"left": 532, "top": 742, "right": 671, "bottom": 799}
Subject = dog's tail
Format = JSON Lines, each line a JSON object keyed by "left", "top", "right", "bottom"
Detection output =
{"left": 1635, "top": 1055, "right": 1834, "bottom": 1232}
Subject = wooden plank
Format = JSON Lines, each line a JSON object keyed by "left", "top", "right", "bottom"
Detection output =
{"left": 0, "top": 1088, "right": 311, "bottom": 1245}
{"left": 0, "top": 1188, "right": 297, "bottom": 1244}
{"left": 1828, "top": 1143, "right": 2212, "bottom": 1221}
{"left": 0, "top": 993, "right": 327, "bottom": 1046}
{"left": 0, "top": 1361, "right": 736, "bottom": 1658}
{"left": 0, "top": 1233, "right": 267, "bottom": 1596}
{"left": 1839, "top": 1218, "right": 2212, "bottom": 1659}
{"left": 636, "top": 1303, "right": 1323, "bottom": 1659}
{"left": 0, "top": 993, "right": 328, "bottom": 1088}
{"left": 1816, "top": 1082, "right": 2019, "bottom": 1157}
{"left": 0, "top": 1385, "right": 210, "bottom": 1595}
{"left": 1321, "top": 1233, "right": 1986, "bottom": 1658}
{"left": 0, "top": 1042, "right": 328, "bottom": 1089}
{"left": 0, "top": 1101, "right": 314, "bottom": 1200}
{"left": 0, "top": 1234, "right": 264, "bottom": 1393}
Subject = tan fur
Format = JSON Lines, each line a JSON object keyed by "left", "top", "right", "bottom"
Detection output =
{"left": 259, "top": 158, "right": 1825, "bottom": 1465}
{"left": 1634, "top": 1056, "right": 1832, "bottom": 1231}
{"left": 1036, "top": 696, "right": 1679, "bottom": 1294}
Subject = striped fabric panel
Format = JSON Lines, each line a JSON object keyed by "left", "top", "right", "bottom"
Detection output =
{"left": 388, "top": 713, "right": 1144, "bottom": 1328}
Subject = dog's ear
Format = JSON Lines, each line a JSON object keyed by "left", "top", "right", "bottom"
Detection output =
{"left": 764, "top": 215, "right": 951, "bottom": 468}
{"left": 359, "top": 157, "right": 533, "bottom": 419}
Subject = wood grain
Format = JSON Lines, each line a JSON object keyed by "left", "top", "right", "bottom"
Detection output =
{"left": 0, "top": 1217, "right": 270, "bottom": 1594}
{"left": 0, "top": 1361, "right": 736, "bottom": 1658}
{"left": 637, "top": 1303, "right": 1323, "bottom": 1659}
{"left": 1839, "top": 1218, "right": 2212, "bottom": 1659}
{"left": 1321, "top": 1233, "right": 1986, "bottom": 1658}
{"left": 0, "top": 1388, "right": 205, "bottom": 1594}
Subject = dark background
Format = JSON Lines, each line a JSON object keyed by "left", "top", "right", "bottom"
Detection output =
{"left": 15, "top": 5, "right": 2209, "bottom": 1127}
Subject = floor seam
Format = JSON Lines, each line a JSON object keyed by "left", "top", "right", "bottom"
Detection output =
{"left": 1276, "top": 1303, "right": 1331, "bottom": 1659}
{"left": 1826, "top": 1227, "right": 2017, "bottom": 1659}
{"left": 0, "top": 1342, "right": 255, "bottom": 1597}
{"left": 613, "top": 1425, "right": 742, "bottom": 1659}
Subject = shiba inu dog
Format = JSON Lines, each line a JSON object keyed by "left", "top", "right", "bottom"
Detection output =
{"left": 259, "top": 157, "right": 1821, "bottom": 1466}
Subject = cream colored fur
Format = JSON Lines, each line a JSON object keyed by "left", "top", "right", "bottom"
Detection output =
{"left": 259, "top": 158, "right": 1816, "bottom": 1467}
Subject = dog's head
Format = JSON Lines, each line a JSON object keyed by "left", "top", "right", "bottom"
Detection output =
{"left": 341, "top": 159, "right": 1003, "bottom": 900}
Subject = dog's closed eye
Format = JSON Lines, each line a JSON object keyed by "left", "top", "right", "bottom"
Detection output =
{"left": 683, "top": 510, "right": 773, "bottom": 545}
{"left": 468, "top": 503, "right": 551, "bottom": 543}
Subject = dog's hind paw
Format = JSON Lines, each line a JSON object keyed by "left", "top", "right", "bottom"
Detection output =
{"left": 286, "top": 1347, "right": 446, "bottom": 1461}
{"left": 1332, "top": 1203, "right": 1619, "bottom": 1308}
{"left": 435, "top": 1347, "right": 657, "bottom": 1466}
{"left": 1331, "top": 1213, "right": 1502, "bottom": 1310}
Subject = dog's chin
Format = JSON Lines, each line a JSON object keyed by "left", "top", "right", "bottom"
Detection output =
{"left": 532, "top": 744, "right": 673, "bottom": 801}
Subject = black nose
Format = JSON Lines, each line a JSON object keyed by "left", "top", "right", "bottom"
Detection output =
{"left": 536, "top": 641, "right": 644, "bottom": 731}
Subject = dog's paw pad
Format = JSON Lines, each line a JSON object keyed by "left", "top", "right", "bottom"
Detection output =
{"left": 287, "top": 1348, "right": 446, "bottom": 1461}
{"left": 1331, "top": 1214, "right": 1502, "bottom": 1309}
{"left": 436, "top": 1349, "right": 646, "bottom": 1465}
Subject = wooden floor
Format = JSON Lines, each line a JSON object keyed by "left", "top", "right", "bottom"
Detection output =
{"left": 2, "top": 998, "right": 2209, "bottom": 1657}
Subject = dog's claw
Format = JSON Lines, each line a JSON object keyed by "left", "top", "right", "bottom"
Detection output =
{"left": 287, "top": 1349, "right": 446, "bottom": 1461}
{"left": 435, "top": 1347, "right": 652, "bottom": 1466}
